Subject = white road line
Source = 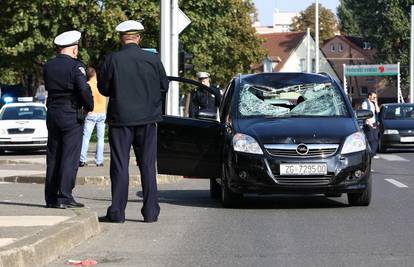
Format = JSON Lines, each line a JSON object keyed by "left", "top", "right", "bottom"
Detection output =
{"left": 0, "top": 238, "right": 17, "bottom": 247}
{"left": 0, "top": 216, "right": 70, "bottom": 227}
{"left": 385, "top": 179, "right": 409, "bottom": 188}
{"left": 378, "top": 154, "right": 409, "bottom": 162}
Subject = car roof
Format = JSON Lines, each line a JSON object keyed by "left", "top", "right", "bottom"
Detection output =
{"left": 2, "top": 102, "right": 46, "bottom": 108}
{"left": 381, "top": 103, "right": 414, "bottom": 107}
{"left": 238, "top": 72, "right": 333, "bottom": 84}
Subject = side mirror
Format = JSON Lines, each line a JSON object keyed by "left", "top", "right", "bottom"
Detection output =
{"left": 197, "top": 111, "right": 217, "bottom": 121}
{"left": 355, "top": 109, "right": 373, "bottom": 120}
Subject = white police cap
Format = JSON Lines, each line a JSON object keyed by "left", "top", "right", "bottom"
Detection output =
{"left": 196, "top": 72, "right": 210, "bottom": 79}
{"left": 54, "top": 30, "right": 81, "bottom": 47}
{"left": 115, "top": 20, "right": 144, "bottom": 34}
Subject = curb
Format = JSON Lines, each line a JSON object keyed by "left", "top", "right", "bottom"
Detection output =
{"left": 0, "top": 174, "right": 183, "bottom": 186}
{"left": 0, "top": 210, "right": 100, "bottom": 267}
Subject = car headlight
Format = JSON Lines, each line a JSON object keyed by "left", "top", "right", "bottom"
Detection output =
{"left": 232, "top": 133, "right": 263, "bottom": 155}
{"left": 341, "top": 132, "right": 366, "bottom": 155}
{"left": 0, "top": 129, "right": 7, "bottom": 135}
{"left": 383, "top": 129, "right": 399, "bottom": 135}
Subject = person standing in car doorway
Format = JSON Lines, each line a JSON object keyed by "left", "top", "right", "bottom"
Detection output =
{"left": 362, "top": 92, "right": 380, "bottom": 159}
{"left": 189, "top": 71, "right": 216, "bottom": 118}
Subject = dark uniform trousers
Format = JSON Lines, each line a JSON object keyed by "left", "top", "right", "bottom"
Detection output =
{"left": 107, "top": 123, "right": 160, "bottom": 221}
{"left": 45, "top": 104, "right": 83, "bottom": 205}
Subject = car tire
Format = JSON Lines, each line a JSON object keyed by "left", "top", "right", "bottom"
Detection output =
{"left": 210, "top": 178, "right": 221, "bottom": 199}
{"left": 0, "top": 149, "right": 4, "bottom": 155}
{"left": 221, "top": 165, "right": 243, "bottom": 208}
{"left": 347, "top": 173, "right": 372, "bottom": 206}
{"left": 325, "top": 193, "right": 342, "bottom": 198}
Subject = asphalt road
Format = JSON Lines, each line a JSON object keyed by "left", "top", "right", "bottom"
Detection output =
{"left": 1, "top": 150, "right": 414, "bottom": 267}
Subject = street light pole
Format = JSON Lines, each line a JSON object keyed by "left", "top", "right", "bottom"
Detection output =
{"left": 315, "top": 0, "right": 319, "bottom": 73}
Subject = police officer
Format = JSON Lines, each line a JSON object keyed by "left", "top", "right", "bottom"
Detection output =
{"left": 189, "top": 72, "right": 216, "bottom": 118}
{"left": 98, "top": 20, "right": 169, "bottom": 223}
{"left": 43, "top": 30, "right": 94, "bottom": 209}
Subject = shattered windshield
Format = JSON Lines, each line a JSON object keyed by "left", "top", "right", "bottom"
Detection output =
{"left": 238, "top": 82, "right": 349, "bottom": 118}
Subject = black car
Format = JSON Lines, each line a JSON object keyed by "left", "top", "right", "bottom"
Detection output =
{"left": 378, "top": 103, "right": 414, "bottom": 152}
{"left": 157, "top": 73, "right": 373, "bottom": 207}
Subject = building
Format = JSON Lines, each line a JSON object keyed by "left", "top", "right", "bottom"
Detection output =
{"left": 322, "top": 36, "right": 398, "bottom": 105}
{"left": 254, "top": 9, "right": 298, "bottom": 34}
{"left": 253, "top": 32, "right": 340, "bottom": 83}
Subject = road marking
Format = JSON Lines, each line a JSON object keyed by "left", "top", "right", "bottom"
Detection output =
{"left": 0, "top": 238, "right": 17, "bottom": 247}
{"left": 378, "top": 154, "right": 409, "bottom": 162}
{"left": 0, "top": 216, "right": 70, "bottom": 227}
{"left": 385, "top": 179, "right": 409, "bottom": 188}
{"left": 0, "top": 170, "right": 44, "bottom": 178}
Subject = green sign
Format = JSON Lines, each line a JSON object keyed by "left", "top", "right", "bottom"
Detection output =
{"left": 345, "top": 64, "right": 398, "bottom": 77}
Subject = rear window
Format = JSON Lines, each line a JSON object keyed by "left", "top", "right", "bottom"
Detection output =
{"left": 0, "top": 106, "right": 46, "bottom": 120}
{"left": 238, "top": 74, "right": 349, "bottom": 118}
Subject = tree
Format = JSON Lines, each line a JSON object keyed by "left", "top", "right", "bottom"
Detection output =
{"left": 337, "top": 0, "right": 413, "bottom": 95}
{"left": 290, "top": 3, "right": 338, "bottom": 44}
{"left": 0, "top": 0, "right": 264, "bottom": 93}
{"left": 337, "top": 0, "right": 360, "bottom": 35}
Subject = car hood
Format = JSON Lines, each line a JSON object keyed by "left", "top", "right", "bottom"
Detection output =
{"left": 0, "top": 120, "right": 46, "bottom": 129}
{"left": 382, "top": 119, "right": 414, "bottom": 130}
{"left": 238, "top": 117, "right": 358, "bottom": 144}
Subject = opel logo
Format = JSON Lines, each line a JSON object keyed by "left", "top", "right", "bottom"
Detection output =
{"left": 296, "top": 144, "right": 309, "bottom": 155}
{"left": 18, "top": 128, "right": 25, "bottom": 132}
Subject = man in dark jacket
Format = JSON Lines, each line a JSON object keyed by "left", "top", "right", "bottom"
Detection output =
{"left": 189, "top": 71, "right": 216, "bottom": 118}
{"left": 43, "top": 30, "right": 94, "bottom": 209}
{"left": 98, "top": 20, "right": 169, "bottom": 223}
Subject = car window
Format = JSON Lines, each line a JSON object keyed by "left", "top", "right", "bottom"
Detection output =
{"left": 238, "top": 81, "right": 349, "bottom": 118}
{"left": 220, "top": 80, "right": 235, "bottom": 122}
{"left": 383, "top": 105, "right": 414, "bottom": 120}
{"left": 0, "top": 106, "right": 46, "bottom": 120}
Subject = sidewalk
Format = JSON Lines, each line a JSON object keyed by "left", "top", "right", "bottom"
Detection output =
{"left": 0, "top": 183, "right": 100, "bottom": 267}
{"left": 0, "top": 143, "right": 182, "bottom": 267}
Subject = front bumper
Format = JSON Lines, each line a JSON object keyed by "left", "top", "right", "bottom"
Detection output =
{"left": 381, "top": 134, "right": 414, "bottom": 148}
{"left": 226, "top": 150, "right": 371, "bottom": 194}
{"left": 0, "top": 137, "right": 47, "bottom": 150}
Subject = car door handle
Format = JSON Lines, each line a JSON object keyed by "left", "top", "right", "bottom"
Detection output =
{"left": 160, "top": 129, "right": 176, "bottom": 136}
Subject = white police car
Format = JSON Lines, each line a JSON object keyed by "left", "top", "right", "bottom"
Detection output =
{"left": 0, "top": 98, "right": 48, "bottom": 153}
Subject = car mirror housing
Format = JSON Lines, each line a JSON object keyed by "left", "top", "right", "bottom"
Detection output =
{"left": 355, "top": 109, "right": 373, "bottom": 120}
{"left": 197, "top": 111, "right": 217, "bottom": 121}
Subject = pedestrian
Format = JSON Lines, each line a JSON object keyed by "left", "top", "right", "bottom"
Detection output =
{"left": 189, "top": 71, "right": 216, "bottom": 118}
{"left": 98, "top": 20, "right": 169, "bottom": 223}
{"left": 79, "top": 67, "right": 107, "bottom": 167}
{"left": 362, "top": 92, "right": 380, "bottom": 159}
{"left": 43, "top": 30, "right": 94, "bottom": 209}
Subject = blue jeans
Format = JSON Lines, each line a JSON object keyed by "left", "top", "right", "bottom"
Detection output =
{"left": 80, "top": 113, "right": 106, "bottom": 164}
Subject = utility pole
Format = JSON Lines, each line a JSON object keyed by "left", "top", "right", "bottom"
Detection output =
{"left": 315, "top": 0, "right": 319, "bottom": 73}
{"left": 169, "top": 0, "right": 180, "bottom": 115}
{"left": 307, "top": 28, "right": 311, "bottom": 73}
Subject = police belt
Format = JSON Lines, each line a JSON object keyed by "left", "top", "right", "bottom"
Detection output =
{"left": 47, "top": 94, "right": 80, "bottom": 108}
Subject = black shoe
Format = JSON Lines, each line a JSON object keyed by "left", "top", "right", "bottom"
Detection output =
{"left": 46, "top": 203, "right": 66, "bottom": 209}
{"left": 79, "top": 162, "right": 87, "bottom": 167}
{"left": 65, "top": 201, "right": 85, "bottom": 208}
{"left": 98, "top": 216, "right": 125, "bottom": 223}
{"left": 96, "top": 163, "right": 104, "bottom": 167}
{"left": 143, "top": 217, "right": 158, "bottom": 223}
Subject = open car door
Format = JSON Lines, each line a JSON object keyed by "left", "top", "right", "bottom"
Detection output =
{"left": 157, "top": 76, "right": 222, "bottom": 178}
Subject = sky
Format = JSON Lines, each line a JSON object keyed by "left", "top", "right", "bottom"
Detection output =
{"left": 253, "top": 0, "right": 340, "bottom": 26}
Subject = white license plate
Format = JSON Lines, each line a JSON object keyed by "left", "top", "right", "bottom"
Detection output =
{"left": 280, "top": 163, "right": 327, "bottom": 176}
{"left": 400, "top": 137, "right": 414, "bottom": 143}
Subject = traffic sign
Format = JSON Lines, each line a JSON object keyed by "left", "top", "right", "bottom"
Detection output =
{"left": 344, "top": 64, "right": 398, "bottom": 76}
{"left": 177, "top": 8, "right": 191, "bottom": 34}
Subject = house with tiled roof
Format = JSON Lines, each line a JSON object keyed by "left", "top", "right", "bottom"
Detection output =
{"left": 254, "top": 32, "right": 340, "bottom": 82}
{"left": 322, "top": 35, "right": 397, "bottom": 105}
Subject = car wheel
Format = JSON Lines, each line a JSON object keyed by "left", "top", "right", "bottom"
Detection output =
{"left": 325, "top": 193, "right": 342, "bottom": 198}
{"left": 210, "top": 178, "right": 221, "bottom": 199}
{"left": 221, "top": 165, "right": 243, "bottom": 208}
{"left": 0, "top": 149, "right": 4, "bottom": 155}
{"left": 347, "top": 173, "right": 372, "bottom": 206}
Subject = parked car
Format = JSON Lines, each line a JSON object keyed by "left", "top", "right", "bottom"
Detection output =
{"left": 378, "top": 103, "right": 414, "bottom": 152}
{"left": 157, "top": 73, "right": 373, "bottom": 207}
{"left": 0, "top": 100, "right": 48, "bottom": 153}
